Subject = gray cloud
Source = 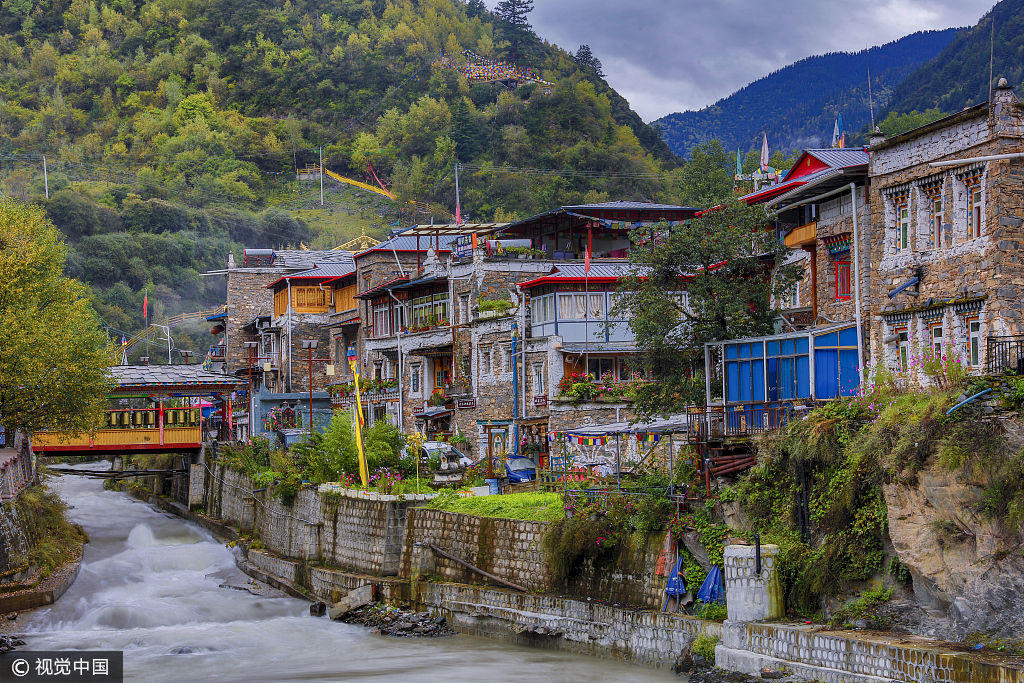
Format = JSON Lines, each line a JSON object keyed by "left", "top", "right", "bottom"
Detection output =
{"left": 492, "top": 0, "right": 995, "bottom": 120}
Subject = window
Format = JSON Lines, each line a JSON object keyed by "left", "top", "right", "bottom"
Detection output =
{"left": 968, "top": 186, "right": 983, "bottom": 239}
{"left": 557, "top": 293, "right": 574, "bottom": 319}
{"left": 930, "top": 195, "right": 943, "bottom": 248}
{"left": 617, "top": 358, "right": 632, "bottom": 380}
{"left": 459, "top": 294, "right": 470, "bottom": 324}
{"left": 531, "top": 293, "right": 555, "bottom": 325}
{"left": 781, "top": 281, "right": 799, "bottom": 309}
{"left": 274, "top": 288, "right": 288, "bottom": 317}
{"left": 930, "top": 323, "right": 943, "bottom": 357}
{"left": 504, "top": 344, "right": 514, "bottom": 372}
{"left": 480, "top": 346, "right": 491, "bottom": 375}
{"left": 434, "top": 357, "right": 452, "bottom": 389}
{"left": 765, "top": 337, "right": 811, "bottom": 401}
{"left": 371, "top": 301, "right": 392, "bottom": 338}
{"left": 292, "top": 286, "right": 329, "bottom": 312}
{"left": 896, "top": 328, "right": 909, "bottom": 371}
{"left": 587, "top": 357, "right": 615, "bottom": 379}
{"left": 835, "top": 260, "right": 851, "bottom": 301}
{"left": 895, "top": 198, "right": 910, "bottom": 252}
{"left": 968, "top": 318, "right": 982, "bottom": 368}
{"left": 409, "top": 292, "right": 449, "bottom": 329}
{"left": 410, "top": 364, "right": 421, "bottom": 393}
{"left": 532, "top": 363, "right": 545, "bottom": 395}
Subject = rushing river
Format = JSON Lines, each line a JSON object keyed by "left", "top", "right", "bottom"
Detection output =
{"left": 22, "top": 466, "right": 675, "bottom": 682}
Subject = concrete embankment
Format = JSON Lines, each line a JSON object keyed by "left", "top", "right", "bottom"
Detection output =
{"left": 128, "top": 462, "right": 1024, "bottom": 681}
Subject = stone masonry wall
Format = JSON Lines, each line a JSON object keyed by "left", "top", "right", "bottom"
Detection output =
{"left": 225, "top": 268, "right": 277, "bottom": 376}
{"left": 399, "top": 506, "right": 667, "bottom": 609}
{"left": 867, "top": 84, "right": 1024, "bottom": 372}
{"left": 198, "top": 463, "right": 419, "bottom": 575}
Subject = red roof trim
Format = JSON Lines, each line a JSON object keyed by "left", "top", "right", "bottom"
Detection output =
{"left": 355, "top": 275, "right": 411, "bottom": 300}
{"left": 518, "top": 275, "right": 620, "bottom": 288}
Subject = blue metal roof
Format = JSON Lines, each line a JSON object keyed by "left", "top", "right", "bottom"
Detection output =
{"left": 286, "top": 260, "right": 356, "bottom": 279}
{"left": 805, "top": 148, "right": 869, "bottom": 169}
{"left": 561, "top": 201, "right": 700, "bottom": 212}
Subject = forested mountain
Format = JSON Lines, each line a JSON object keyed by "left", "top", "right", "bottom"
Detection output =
{"left": 653, "top": 29, "right": 960, "bottom": 158}
{"left": 883, "top": 0, "right": 1024, "bottom": 116}
{"left": 0, "top": 0, "right": 686, "bottom": 351}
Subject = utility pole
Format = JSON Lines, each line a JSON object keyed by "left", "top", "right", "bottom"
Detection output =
{"left": 42, "top": 155, "right": 49, "bottom": 199}
{"left": 300, "top": 340, "right": 334, "bottom": 436}
{"left": 454, "top": 162, "right": 461, "bottom": 224}
{"left": 244, "top": 342, "right": 259, "bottom": 436}
{"left": 319, "top": 146, "right": 324, "bottom": 207}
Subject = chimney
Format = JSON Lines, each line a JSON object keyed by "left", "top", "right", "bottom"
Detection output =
{"left": 991, "top": 76, "right": 1020, "bottom": 136}
{"left": 868, "top": 127, "right": 885, "bottom": 148}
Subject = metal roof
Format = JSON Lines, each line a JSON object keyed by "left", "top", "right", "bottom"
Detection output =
{"left": 740, "top": 167, "right": 841, "bottom": 205}
{"left": 561, "top": 201, "right": 700, "bottom": 211}
{"left": 387, "top": 274, "right": 447, "bottom": 292}
{"left": 563, "top": 414, "right": 693, "bottom": 437}
{"left": 355, "top": 275, "right": 410, "bottom": 300}
{"left": 560, "top": 342, "right": 639, "bottom": 354}
{"left": 403, "top": 222, "right": 507, "bottom": 235}
{"left": 355, "top": 231, "right": 461, "bottom": 257}
{"left": 518, "top": 261, "right": 638, "bottom": 288}
{"left": 282, "top": 261, "right": 356, "bottom": 279}
{"left": 270, "top": 250, "right": 354, "bottom": 269}
{"left": 804, "top": 148, "right": 869, "bottom": 169}
{"left": 110, "top": 365, "right": 242, "bottom": 389}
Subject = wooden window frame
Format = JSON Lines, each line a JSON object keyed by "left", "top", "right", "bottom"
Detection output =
{"left": 966, "top": 316, "right": 982, "bottom": 368}
{"left": 894, "top": 197, "right": 910, "bottom": 252}
{"left": 834, "top": 259, "right": 852, "bottom": 301}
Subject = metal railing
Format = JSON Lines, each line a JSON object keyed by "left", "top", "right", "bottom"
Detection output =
{"left": 684, "top": 400, "right": 804, "bottom": 443}
{"left": 986, "top": 335, "right": 1024, "bottom": 375}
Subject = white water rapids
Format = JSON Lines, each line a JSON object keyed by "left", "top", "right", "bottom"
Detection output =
{"left": 21, "top": 466, "right": 673, "bottom": 681}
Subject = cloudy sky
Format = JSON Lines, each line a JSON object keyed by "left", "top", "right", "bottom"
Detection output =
{"left": 489, "top": 0, "right": 995, "bottom": 121}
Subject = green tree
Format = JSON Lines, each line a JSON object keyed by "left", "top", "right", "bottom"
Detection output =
{"left": 876, "top": 108, "right": 947, "bottom": 137}
{"left": 574, "top": 44, "right": 604, "bottom": 78}
{"left": 618, "top": 198, "right": 797, "bottom": 415}
{"left": 0, "top": 199, "right": 114, "bottom": 434}
{"left": 495, "top": 0, "right": 534, "bottom": 59}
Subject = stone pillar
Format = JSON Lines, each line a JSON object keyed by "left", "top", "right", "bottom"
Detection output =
{"left": 723, "top": 544, "right": 784, "bottom": 622}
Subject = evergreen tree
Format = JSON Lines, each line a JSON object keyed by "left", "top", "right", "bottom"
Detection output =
{"left": 495, "top": 0, "right": 534, "bottom": 59}
{"left": 465, "top": 0, "right": 486, "bottom": 18}
{"left": 575, "top": 45, "right": 604, "bottom": 78}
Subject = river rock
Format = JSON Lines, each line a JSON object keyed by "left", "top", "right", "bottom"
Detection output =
{"left": 328, "top": 584, "right": 373, "bottom": 620}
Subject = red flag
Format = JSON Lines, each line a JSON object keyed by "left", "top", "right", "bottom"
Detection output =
{"left": 143, "top": 289, "right": 148, "bottom": 319}
{"left": 584, "top": 227, "right": 592, "bottom": 273}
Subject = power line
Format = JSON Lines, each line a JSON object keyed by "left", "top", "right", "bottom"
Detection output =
{"left": 457, "top": 162, "right": 674, "bottom": 180}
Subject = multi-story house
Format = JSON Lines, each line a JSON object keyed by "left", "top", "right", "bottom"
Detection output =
{"left": 701, "top": 148, "right": 871, "bottom": 410}
{"left": 214, "top": 248, "right": 355, "bottom": 435}
{"left": 868, "top": 79, "right": 1024, "bottom": 377}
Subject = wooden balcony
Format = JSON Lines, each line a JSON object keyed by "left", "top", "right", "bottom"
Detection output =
{"left": 785, "top": 221, "right": 817, "bottom": 248}
{"left": 33, "top": 426, "right": 202, "bottom": 454}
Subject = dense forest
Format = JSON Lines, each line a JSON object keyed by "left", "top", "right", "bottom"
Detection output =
{"left": 653, "top": 29, "right": 961, "bottom": 157}
{"left": 0, "top": 0, "right": 705, "bottom": 354}
{"left": 882, "top": 0, "right": 1024, "bottom": 116}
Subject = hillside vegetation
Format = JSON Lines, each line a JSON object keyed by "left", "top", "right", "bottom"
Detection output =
{"left": 653, "top": 29, "right": 960, "bottom": 157}
{"left": 883, "top": 0, "right": 1024, "bottom": 116}
{"left": 0, "top": 0, "right": 702, "bottom": 351}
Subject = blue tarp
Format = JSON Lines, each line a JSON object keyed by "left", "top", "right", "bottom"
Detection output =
{"left": 697, "top": 565, "right": 725, "bottom": 604}
{"left": 664, "top": 558, "right": 687, "bottom": 596}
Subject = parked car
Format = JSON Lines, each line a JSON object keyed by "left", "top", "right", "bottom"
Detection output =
{"left": 402, "top": 441, "right": 475, "bottom": 484}
{"left": 504, "top": 455, "right": 537, "bottom": 483}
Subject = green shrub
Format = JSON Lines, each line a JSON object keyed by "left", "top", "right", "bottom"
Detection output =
{"left": 426, "top": 491, "right": 563, "bottom": 521}
{"left": 694, "top": 600, "right": 728, "bottom": 621}
{"left": 691, "top": 633, "right": 719, "bottom": 661}
{"left": 829, "top": 584, "right": 893, "bottom": 626}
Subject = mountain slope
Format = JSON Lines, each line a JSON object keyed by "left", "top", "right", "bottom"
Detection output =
{"left": 653, "top": 29, "right": 961, "bottom": 157}
{"left": 884, "top": 0, "right": 1024, "bottom": 115}
{"left": 0, "top": 0, "right": 679, "bottom": 348}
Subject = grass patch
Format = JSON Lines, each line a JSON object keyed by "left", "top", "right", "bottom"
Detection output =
{"left": 425, "top": 491, "right": 564, "bottom": 522}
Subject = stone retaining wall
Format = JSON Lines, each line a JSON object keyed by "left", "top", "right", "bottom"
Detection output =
{"left": 717, "top": 620, "right": 1024, "bottom": 683}
{"left": 399, "top": 506, "right": 667, "bottom": 608}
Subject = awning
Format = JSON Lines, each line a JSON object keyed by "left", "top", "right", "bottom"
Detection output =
{"left": 556, "top": 414, "right": 693, "bottom": 438}
{"left": 355, "top": 275, "right": 410, "bottom": 300}
{"left": 415, "top": 407, "right": 452, "bottom": 420}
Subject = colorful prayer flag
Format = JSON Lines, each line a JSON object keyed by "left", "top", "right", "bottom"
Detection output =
{"left": 760, "top": 133, "right": 769, "bottom": 172}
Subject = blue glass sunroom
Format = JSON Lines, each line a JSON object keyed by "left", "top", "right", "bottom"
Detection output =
{"left": 708, "top": 324, "right": 860, "bottom": 406}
